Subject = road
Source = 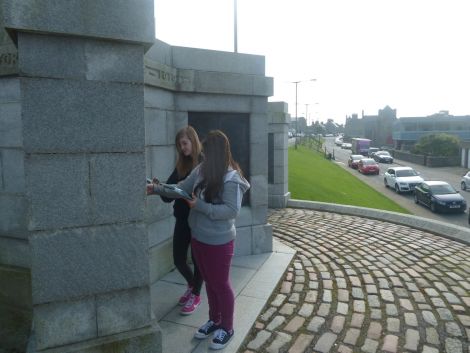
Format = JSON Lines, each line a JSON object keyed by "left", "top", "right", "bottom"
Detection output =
{"left": 321, "top": 136, "right": 470, "bottom": 228}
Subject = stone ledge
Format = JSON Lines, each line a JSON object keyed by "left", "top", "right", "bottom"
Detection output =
{"left": 287, "top": 199, "right": 470, "bottom": 245}
{"left": 29, "top": 321, "right": 161, "bottom": 353}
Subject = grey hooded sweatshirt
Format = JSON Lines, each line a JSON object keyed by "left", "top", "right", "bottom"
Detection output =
{"left": 153, "top": 165, "right": 250, "bottom": 245}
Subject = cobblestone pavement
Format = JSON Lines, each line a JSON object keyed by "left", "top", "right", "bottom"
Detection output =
{"left": 238, "top": 208, "right": 470, "bottom": 353}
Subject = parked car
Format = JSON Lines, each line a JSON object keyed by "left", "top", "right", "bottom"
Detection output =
{"left": 358, "top": 158, "right": 380, "bottom": 175}
{"left": 384, "top": 166, "right": 424, "bottom": 193}
{"left": 373, "top": 150, "right": 394, "bottom": 163}
{"left": 414, "top": 181, "right": 466, "bottom": 213}
{"left": 341, "top": 143, "right": 352, "bottom": 150}
{"left": 368, "top": 147, "right": 379, "bottom": 157}
{"left": 348, "top": 154, "right": 364, "bottom": 169}
{"left": 335, "top": 137, "right": 343, "bottom": 146}
{"left": 461, "top": 171, "right": 470, "bottom": 190}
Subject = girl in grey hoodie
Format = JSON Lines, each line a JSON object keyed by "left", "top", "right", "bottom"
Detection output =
{"left": 149, "top": 130, "right": 250, "bottom": 350}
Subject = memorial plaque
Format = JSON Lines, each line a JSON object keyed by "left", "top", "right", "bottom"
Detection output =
{"left": 189, "top": 112, "right": 250, "bottom": 205}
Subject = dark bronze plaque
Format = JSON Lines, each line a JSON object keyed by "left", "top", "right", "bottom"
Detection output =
{"left": 188, "top": 112, "right": 250, "bottom": 205}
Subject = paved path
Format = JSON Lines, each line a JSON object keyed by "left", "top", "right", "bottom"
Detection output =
{"left": 239, "top": 208, "right": 470, "bottom": 353}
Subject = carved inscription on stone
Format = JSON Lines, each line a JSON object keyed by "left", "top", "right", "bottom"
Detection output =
{"left": 144, "top": 58, "right": 194, "bottom": 91}
{"left": 0, "top": 28, "right": 18, "bottom": 76}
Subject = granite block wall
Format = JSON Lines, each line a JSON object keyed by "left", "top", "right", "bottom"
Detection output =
{"left": 268, "top": 102, "right": 291, "bottom": 208}
{"left": 144, "top": 83, "right": 181, "bottom": 283}
{"left": 0, "top": 40, "right": 30, "bottom": 352}
{"left": 1, "top": 0, "right": 161, "bottom": 352}
{"left": 0, "top": 78, "right": 26, "bottom": 239}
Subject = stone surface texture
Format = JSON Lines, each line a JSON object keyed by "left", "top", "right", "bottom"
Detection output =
{"left": 0, "top": 0, "right": 161, "bottom": 352}
{"left": 268, "top": 102, "right": 290, "bottom": 208}
{"left": 240, "top": 208, "right": 470, "bottom": 353}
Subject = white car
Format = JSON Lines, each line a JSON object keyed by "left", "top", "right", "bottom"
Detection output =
{"left": 461, "top": 171, "right": 470, "bottom": 191}
{"left": 341, "top": 143, "right": 352, "bottom": 150}
{"left": 384, "top": 166, "right": 424, "bottom": 193}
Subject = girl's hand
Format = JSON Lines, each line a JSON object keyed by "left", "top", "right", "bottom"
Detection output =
{"left": 146, "top": 184, "right": 155, "bottom": 195}
{"left": 185, "top": 193, "right": 197, "bottom": 208}
{"left": 152, "top": 177, "right": 160, "bottom": 184}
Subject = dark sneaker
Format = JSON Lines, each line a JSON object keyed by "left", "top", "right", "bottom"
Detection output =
{"left": 194, "top": 320, "right": 220, "bottom": 339}
{"left": 210, "top": 328, "right": 234, "bottom": 350}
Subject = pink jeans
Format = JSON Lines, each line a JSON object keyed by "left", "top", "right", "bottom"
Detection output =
{"left": 191, "top": 238, "right": 234, "bottom": 331}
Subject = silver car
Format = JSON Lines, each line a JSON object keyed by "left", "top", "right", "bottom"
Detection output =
{"left": 461, "top": 171, "right": 470, "bottom": 190}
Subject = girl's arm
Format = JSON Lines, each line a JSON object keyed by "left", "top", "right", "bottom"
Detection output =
{"left": 160, "top": 169, "right": 179, "bottom": 203}
{"left": 176, "top": 165, "right": 199, "bottom": 195}
{"left": 147, "top": 166, "right": 199, "bottom": 198}
{"left": 190, "top": 181, "right": 242, "bottom": 220}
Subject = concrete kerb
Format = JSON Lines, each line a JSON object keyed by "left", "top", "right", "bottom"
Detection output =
{"left": 287, "top": 199, "right": 470, "bottom": 246}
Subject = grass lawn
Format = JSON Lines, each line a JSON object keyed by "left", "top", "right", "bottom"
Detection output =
{"left": 289, "top": 145, "right": 411, "bottom": 214}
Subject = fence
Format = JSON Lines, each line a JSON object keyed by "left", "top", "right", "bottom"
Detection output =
{"left": 392, "top": 150, "right": 460, "bottom": 167}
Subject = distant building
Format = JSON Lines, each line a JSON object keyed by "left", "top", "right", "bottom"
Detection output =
{"left": 324, "top": 119, "right": 339, "bottom": 135}
{"left": 392, "top": 111, "right": 470, "bottom": 150}
{"left": 289, "top": 116, "right": 307, "bottom": 133}
{"left": 344, "top": 106, "right": 396, "bottom": 147}
{"left": 392, "top": 111, "right": 470, "bottom": 167}
{"left": 344, "top": 113, "right": 362, "bottom": 139}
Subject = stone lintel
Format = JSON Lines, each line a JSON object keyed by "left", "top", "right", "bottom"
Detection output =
{"left": 144, "top": 57, "right": 273, "bottom": 96}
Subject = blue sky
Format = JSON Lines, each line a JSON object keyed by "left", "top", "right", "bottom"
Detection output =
{"left": 154, "top": 0, "right": 470, "bottom": 125}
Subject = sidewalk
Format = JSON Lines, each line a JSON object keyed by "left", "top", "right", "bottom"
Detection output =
{"left": 151, "top": 239, "right": 295, "bottom": 353}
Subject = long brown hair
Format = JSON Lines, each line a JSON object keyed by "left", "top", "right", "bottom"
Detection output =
{"left": 196, "top": 130, "right": 242, "bottom": 202}
{"left": 175, "top": 126, "right": 202, "bottom": 177}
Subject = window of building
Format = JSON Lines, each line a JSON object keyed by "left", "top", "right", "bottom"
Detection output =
{"left": 435, "top": 122, "right": 450, "bottom": 131}
{"left": 404, "top": 122, "right": 417, "bottom": 131}
{"left": 452, "top": 121, "right": 470, "bottom": 131}
{"left": 419, "top": 122, "right": 433, "bottom": 131}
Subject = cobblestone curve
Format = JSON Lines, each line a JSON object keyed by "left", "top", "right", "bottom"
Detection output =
{"left": 239, "top": 208, "right": 470, "bottom": 353}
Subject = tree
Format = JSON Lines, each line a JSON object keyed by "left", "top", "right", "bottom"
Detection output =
{"left": 324, "top": 119, "right": 337, "bottom": 135}
{"left": 312, "top": 121, "right": 325, "bottom": 135}
{"left": 411, "top": 133, "right": 460, "bottom": 156}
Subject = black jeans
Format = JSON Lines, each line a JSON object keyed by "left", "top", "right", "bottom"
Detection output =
{"left": 173, "top": 218, "right": 203, "bottom": 295}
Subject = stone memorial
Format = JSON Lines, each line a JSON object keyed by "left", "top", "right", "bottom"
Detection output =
{"left": 0, "top": 1, "right": 287, "bottom": 352}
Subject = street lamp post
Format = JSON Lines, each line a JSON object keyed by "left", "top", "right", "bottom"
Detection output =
{"left": 305, "top": 103, "right": 309, "bottom": 127}
{"left": 292, "top": 79, "right": 316, "bottom": 147}
{"left": 234, "top": 0, "right": 238, "bottom": 53}
{"left": 293, "top": 81, "right": 299, "bottom": 136}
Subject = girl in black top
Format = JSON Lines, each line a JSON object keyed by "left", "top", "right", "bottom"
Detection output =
{"left": 160, "top": 126, "right": 203, "bottom": 315}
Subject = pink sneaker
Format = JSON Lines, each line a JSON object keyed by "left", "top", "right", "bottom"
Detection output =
{"left": 180, "top": 294, "right": 201, "bottom": 315}
{"left": 178, "top": 286, "right": 193, "bottom": 306}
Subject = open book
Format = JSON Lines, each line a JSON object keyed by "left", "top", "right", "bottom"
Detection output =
{"left": 161, "top": 183, "right": 193, "bottom": 201}
{"left": 147, "top": 179, "right": 193, "bottom": 200}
